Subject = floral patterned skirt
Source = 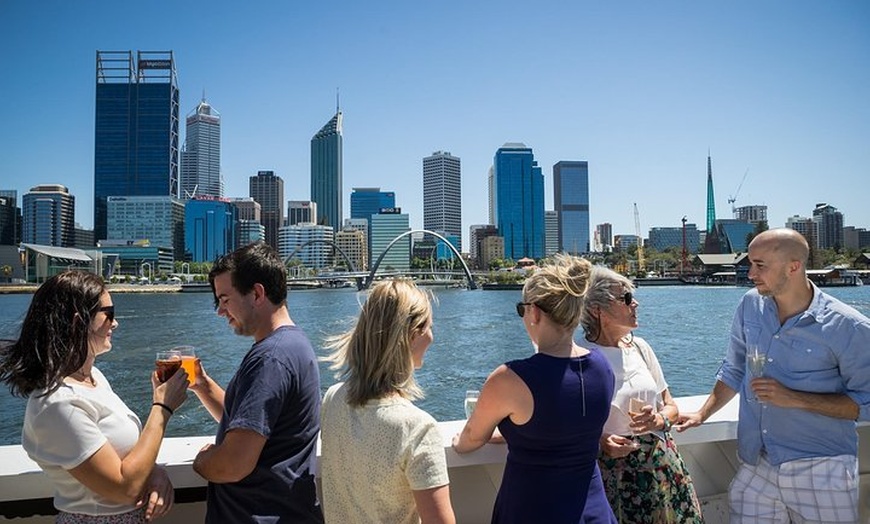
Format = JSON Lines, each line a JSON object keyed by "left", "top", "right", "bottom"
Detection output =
{"left": 56, "top": 507, "right": 146, "bottom": 524}
{"left": 598, "top": 432, "right": 704, "bottom": 524}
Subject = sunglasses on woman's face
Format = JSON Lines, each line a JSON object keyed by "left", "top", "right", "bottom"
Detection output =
{"left": 96, "top": 305, "right": 115, "bottom": 323}
{"left": 616, "top": 291, "right": 633, "bottom": 306}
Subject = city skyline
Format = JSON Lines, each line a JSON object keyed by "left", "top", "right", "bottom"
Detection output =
{"left": 1, "top": 2, "right": 868, "bottom": 251}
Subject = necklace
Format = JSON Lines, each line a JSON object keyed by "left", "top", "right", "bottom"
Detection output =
{"left": 68, "top": 370, "right": 96, "bottom": 386}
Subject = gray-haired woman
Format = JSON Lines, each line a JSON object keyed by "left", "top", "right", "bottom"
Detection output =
{"left": 582, "top": 266, "right": 703, "bottom": 523}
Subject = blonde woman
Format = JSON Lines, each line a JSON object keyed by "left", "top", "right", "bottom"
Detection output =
{"left": 320, "top": 279, "right": 455, "bottom": 524}
{"left": 581, "top": 266, "right": 702, "bottom": 523}
{"left": 452, "top": 255, "right": 616, "bottom": 524}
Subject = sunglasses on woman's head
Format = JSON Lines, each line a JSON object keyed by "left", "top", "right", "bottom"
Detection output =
{"left": 515, "top": 302, "right": 550, "bottom": 318}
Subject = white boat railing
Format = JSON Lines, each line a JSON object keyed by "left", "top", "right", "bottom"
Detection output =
{"left": 2, "top": 395, "right": 869, "bottom": 523}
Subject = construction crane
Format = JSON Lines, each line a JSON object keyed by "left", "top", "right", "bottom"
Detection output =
{"left": 633, "top": 203, "right": 645, "bottom": 275}
{"left": 727, "top": 168, "right": 750, "bottom": 213}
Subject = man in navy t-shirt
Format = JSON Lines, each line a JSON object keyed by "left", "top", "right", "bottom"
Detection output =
{"left": 192, "top": 242, "right": 324, "bottom": 523}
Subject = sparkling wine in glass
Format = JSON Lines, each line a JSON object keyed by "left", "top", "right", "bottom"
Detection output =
{"left": 747, "top": 345, "right": 766, "bottom": 402}
{"left": 464, "top": 390, "right": 480, "bottom": 419}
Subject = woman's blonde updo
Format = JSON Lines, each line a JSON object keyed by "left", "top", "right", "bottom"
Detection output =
{"left": 522, "top": 254, "right": 593, "bottom": 331}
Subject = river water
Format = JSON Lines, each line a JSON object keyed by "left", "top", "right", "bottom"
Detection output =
{"left": 1, "top": 285, "right": 869, "bottom": 446}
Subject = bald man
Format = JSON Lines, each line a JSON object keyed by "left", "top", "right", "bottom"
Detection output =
{"left": 675, "top": 228, "right": 870, "bottom": 523}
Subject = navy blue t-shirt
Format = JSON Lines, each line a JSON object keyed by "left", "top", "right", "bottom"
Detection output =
{"left": 205, "top": 325, "right": 324, "bottom": 524}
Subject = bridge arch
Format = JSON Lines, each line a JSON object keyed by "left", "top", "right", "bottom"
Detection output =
{"left": 365, "top": 230, "right": 477, "bottom": 290}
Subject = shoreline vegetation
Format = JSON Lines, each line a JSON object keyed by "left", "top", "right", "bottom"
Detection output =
{"left": 0, "top": 283, "right": 185, "bottom": 294}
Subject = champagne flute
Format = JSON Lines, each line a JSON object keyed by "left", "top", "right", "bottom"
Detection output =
{"left": 746, "top": 344, "right": 766, "bottom": 402}
{"left": 464, "top": 390, "right": 480, "bottom": 419}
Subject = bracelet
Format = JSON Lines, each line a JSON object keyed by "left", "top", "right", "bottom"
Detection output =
{"left": 152, "top": 402, "right": 174, "bottom": 416}
{"left": 659, "top": 413, "right": 671, "bottom": 432}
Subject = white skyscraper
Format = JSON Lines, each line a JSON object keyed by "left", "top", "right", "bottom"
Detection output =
{"left": 423, "top": 151, "right": 462, "bottom": 249}
{"left": 180, "top": 98, "right": 221, "bottom": 199}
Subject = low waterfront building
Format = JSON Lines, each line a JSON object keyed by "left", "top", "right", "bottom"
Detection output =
{"left": 106, "top": 196, "right": 185, "bottom": 258}
{"left": 480, "top": 235, "right": 504, "bottom": 269}
{"left": 335, "top": 226, "right": 366, "bottom": 271}
{"left": 649, "top": 224, "right": 700, "bottom": 253}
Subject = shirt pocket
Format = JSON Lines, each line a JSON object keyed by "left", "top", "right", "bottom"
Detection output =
{"left": 780, "top": 340, "right": 840, "bottom": 383}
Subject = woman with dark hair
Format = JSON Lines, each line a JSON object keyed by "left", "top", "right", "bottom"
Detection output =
{"left": 581, "top": 266, "right": 702, "bottom": 523}
{"left": 0, "top": 271, "right": 188, "bottom": 523}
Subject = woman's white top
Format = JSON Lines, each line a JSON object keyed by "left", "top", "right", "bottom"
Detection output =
{"left": 591, "top": 337, "right": 668, "bottom": 437}
{"left": 22, "top": 366, "right": 142, "bottom": 515}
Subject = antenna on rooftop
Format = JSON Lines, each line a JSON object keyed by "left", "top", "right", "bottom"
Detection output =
{"left": 336, "top": 87, "right": 340, "bottom": 113}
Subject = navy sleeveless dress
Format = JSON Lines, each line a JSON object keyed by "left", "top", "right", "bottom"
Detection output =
{"left": 492, "top": 351, "right": 616, "bottom": 524}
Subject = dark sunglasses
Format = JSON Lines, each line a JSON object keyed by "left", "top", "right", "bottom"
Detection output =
{"left": 515, "top": 302, "right": 550, "bottom": 318}
{"left": 616, "top": 291, "right": 633, "bottom": 306}
{"left": 96, "top": 305, "right": 115, "bottom": 323}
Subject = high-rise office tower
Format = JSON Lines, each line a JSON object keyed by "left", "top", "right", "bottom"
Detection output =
{"left": 350, "top": 188, "right": 395, "bottom": 221}
{"left": 370, "top": 209, "right": 410, "bottom": 272}
{"left": 595, "top": 223, "right": 613, "bottom": 252}
{"left": 311, "top": 109, "right": 343, "bottom": 229}
{"left": 23, "top": 184, "right": 76, "bottom": 247}
{"left": 0, "top": 191, "right": 21, "bottom": 245}
{"left": 180, "top": 97, "right": 221, "bottom": 199}
{"left": 351, "top": 188, "right": 395, "bottom": 266}
{"left": 422, "top": 151, "right": 462, "bottom": 249}
{"left": 185, "top": 197, "right": 238, "bottom": 262}
{"left": 491, "top": 143, "right": 544, "bottom": 260}
{"left": 553, "top": 161, "right": 590, "bottom": 254}
{"left": 469, "top": 224, "right": 499, "bottom": 270}
{"left": 812, "top": 203, "right": 844, "bottom": 250}
{"left": 249, "top": 170, "right": 284, "bottom": 250}
{"left": 94, "top": 51, "right": 179, "bottom": 243}
{"left": 734, "top": 205, "right": 768, "bottom": 227}
{"left": 287, "top": 201, "right": 317, "bottom": 226}
{"left": 544, "top": 211, "right": 559, "bottom": 256}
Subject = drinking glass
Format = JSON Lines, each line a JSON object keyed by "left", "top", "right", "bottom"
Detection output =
{"left": 155, "top": 350, "right": 182, "bottom": 383}
{"left": 464, "top": 390, "right": 480, "bottom": 419}
{"left": 747, "top": 344, "right": 766, "bottom": 402}
{"left": 628, "top": 389, "right": 654, "bottom": 435}
{"left": 172, "top": 346, "right": 197, "bottom": 385}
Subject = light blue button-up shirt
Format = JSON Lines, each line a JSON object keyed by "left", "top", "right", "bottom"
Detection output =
{"left": 716, "top": 283, "right": 870, "bottom": 466}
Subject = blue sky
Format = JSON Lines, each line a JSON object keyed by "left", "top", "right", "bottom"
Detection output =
{"left": 1, "top": 1, "right": 868, "bottom": 249}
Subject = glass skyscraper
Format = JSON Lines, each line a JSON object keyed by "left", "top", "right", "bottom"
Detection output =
{"left": 553, "top": 160, "right": 590, "bottom": 254}
{"left": 492, "top": 143, "right": 544, "bottom": 260}
{"left": 422, "top": 151, "right": 462, "bottom": 249}
{"left": 249, "top": 170, "right": 284, "bottom": 251}
{"left": 180, "top": 98, "right": 221, "bottom": 199}
{"left": 351, "top": 188, "right": 395, "bottom": 266}
{"left": 23, "top": 185, "right": 76, "bottom": 247}
{"left": 311, "top": 110, "right": 343, "bottom": 229}
{"left": 94, "top": 51, "right": 179, "bottom": 243}
{"left": 185, "top": 197, "right": 238, "bottom": 262}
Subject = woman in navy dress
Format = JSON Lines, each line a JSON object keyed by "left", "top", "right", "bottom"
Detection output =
{"left": 453, "top": 254, "right": 617, "bottom": 523}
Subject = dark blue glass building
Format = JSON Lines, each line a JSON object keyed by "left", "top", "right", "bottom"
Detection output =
{"left": 311, "top": 111, "right": 343, "bottom": 229}
{"left": 553, "top": 160, "right": 590, "bottom": 254}
{"left": 94, "top": 51, "right": 179, "bottom": 243}
{"left": 185, "top": 197, "right": 238, "bottom": 262}
{"left": 350, "top": 188, "right": 396, "bottom": 222}
{"left": 493, "top": 143, "right": 544, "bottom": 260}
